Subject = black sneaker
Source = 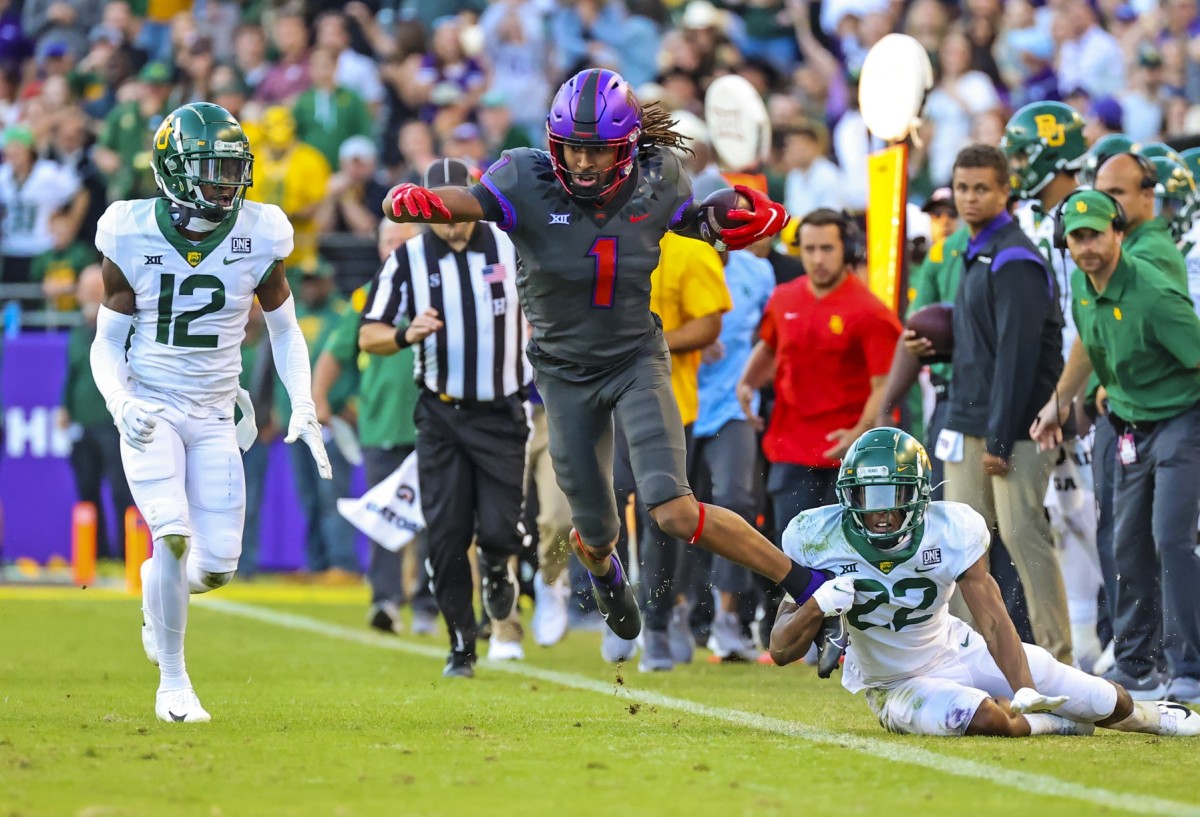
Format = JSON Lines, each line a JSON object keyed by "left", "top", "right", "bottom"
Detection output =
{"left": 816, "top": 615, "right": 849, "bottom": 679}
{"left": 442, "top": 651, "right": 476, "bottom": 679}
{"left": 479, "top": 554, "right": 517, "bottom": 621}
{"left": 587, "top": 554, "right": 641, "bottom": 640}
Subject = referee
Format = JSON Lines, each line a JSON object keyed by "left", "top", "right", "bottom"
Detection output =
{"left": 359, "top": 158, "right": 531, "bottom": 679}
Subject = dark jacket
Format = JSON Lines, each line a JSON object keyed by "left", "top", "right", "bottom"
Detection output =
{"left": 946, "top": 211, "right": 1063, "bottom": 458}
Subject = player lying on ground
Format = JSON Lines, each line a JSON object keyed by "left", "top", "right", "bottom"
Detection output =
{"left": 90, "top": 102, "right": 331, "bottom": 723}
{"left": 381, "top": 68, "right": 847, "bottom": 666}
{"left": 770, "top": 427, "right": 1200, "bottom": 737}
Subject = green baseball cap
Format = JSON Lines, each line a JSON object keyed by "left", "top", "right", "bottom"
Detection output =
{"left": 138, "top": 62, "right": 173, "bottom": 84}
{"left": 2, "top": 126, "right": 33, "bottom": 148}
{"left": 1061, "top": 189, "right": 1120, "bottom": 236}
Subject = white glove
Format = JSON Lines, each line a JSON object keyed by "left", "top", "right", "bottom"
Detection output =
{"left": 812, "top": 576, "right": 856, "bottom": 617}
{"left": 1011, "top": 687, "right": 1069, "bottom": 714}
{"left": 111, "top": 395, "right": 165, "bottom": 452}
{"left": 234, "top": 387, "right": 258, "bottom": 452}
{"left": 286, "top": 403, "right": 332, "bottom": 479}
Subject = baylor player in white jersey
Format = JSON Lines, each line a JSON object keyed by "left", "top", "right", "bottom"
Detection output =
{"left": 770, "top": 428, "right": 1200, "bottom": 738}
{"left": 90, "top": 103, "right": 331, "bottom": 723}
{"left": 1002, "top": 102, "right": 1101, "bottom": 670}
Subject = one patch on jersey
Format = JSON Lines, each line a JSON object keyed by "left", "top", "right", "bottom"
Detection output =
{"left": 232, "top": 237, "right": 252, "bottom": 254}
{"left": 921, "top": 548, "right": 942, "bottom": 567}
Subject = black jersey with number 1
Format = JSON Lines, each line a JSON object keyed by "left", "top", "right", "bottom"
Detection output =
{"left": 470, "top": 145, "right": 693, "bottom": 381}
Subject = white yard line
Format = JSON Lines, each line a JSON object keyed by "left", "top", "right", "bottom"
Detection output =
{"left": 203, "top": 598, "right": 1199, "bottom": 817}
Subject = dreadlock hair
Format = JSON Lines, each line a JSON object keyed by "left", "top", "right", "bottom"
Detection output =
{"left": 637, "top": 100, "right": 694, "bottom": 156}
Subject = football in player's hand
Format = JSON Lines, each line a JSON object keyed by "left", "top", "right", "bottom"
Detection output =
{"left": 905, "top": 303, "right": 954, "bottom": 362}
{"left": 698, "top": 187, "right": 752, "bottom": 245}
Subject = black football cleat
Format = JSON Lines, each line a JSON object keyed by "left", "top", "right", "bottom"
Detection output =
{"left": 442, "top": 651, "right": 476, "bottom": 679}
{"left": 816, "top": 615, "right": 849, "bottom": 679}
{"left": 572, "top": 530, "right": 641, "bottom": 640}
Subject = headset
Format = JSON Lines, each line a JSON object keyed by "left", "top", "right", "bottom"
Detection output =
{"left": 795, "top": 208, "right": 865, "bottom": 267}
{"left": 1052, "top": 188, "right": 1128, "bottom": 250}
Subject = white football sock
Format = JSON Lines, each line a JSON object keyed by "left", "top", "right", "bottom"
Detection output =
{"left": 1023, "top": 713, "right": 1093, "bottom": 736}
{"left": 146, "top": 540, "right": 191, "bottom": 692}
{"left": 1108, "top": 701, "right": 1163, "bottom": 734}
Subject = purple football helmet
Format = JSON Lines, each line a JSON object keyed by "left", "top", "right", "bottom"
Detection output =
{"left": 546, "top": 68, "right": 641, "bottom": 203}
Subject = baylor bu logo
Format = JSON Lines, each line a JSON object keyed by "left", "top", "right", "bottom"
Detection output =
{"left": 187, "top": 251, "right": 202, "bottom": 267}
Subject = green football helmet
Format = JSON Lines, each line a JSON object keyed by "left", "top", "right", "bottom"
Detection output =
{"left": 151, "top": 102, "right": 253, "bottom": 222}
{"left": 1149, "top": 155, "right": 1197, "bottom": 240}
{"left": 1179, "top": 147, "right": 1200, "bottom": 230}
{"left": 1139, "top": 142, "right": 1184, "bottom": 164}
{"left": 836, "top": 427, "right": 932, "bottom": 551}
{"left": 1077, "top": 133, "right": 1141, "bottom": 186}
{"left": 1000, "top": 101, "right": 1087, "bottom": 199}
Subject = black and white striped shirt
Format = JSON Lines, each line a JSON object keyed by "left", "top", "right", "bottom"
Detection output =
{"left": 363, "top": 222, "right": 530, "bottom": 401}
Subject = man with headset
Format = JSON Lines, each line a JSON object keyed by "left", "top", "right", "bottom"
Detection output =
{"left": 939, "top": 144, "right": 1073, "bottom": 665}
{"left": 737, "top": 207, "right": 901, "bottom": 674}
{"left": 1032, "top": 188, "right": 1200, "bottom": 705}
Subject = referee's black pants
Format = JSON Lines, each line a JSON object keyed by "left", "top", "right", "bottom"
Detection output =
{"left": 415, "top": 393, "right": 529, "bottom": 659}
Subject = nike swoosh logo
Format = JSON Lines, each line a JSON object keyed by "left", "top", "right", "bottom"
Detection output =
{"left": 630, "top": 214, "right": 650, "bottom": 223}
{"left": 168, "top": 710, "right": 187, "bottom": 722}
{"left": 222, "top": 257, "right": 238, "bottom": 265}
{"left": 960, "top": 635, "right": 970, "bottom": 648}
{"left": 915, "top": 566, "right": 938, "bottom": 573}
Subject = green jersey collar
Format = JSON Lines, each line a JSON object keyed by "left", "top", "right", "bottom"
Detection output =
{"left": 154, "top": 198, "right": 238, "bottom": 268}
{"left": 841, "top": 513, "right": 924, "bottom": 574}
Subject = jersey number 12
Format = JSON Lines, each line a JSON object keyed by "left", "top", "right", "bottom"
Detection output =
{"left": 156, "top": 273, "right": 226, "bottom": 348}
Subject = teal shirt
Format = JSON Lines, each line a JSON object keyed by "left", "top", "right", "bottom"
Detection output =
{"left": 908, "top": 227, "right": 969, "bottom": 384}
{"left": 62, "top": 324, "right": 111, "bottom": 428}
{"left": 274, "top": 295, "right": 356, "bottom": 427}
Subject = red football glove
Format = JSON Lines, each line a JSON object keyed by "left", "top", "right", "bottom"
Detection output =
{"left": 720, "top": 185, "right": 790, "bottom": 250}
{"left": 389, "top": 183, "right": 452, "bottom": 221}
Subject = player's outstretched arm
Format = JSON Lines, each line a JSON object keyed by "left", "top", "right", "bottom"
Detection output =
{"left": 768, "top": 599, "right": 822, "bottom": 666}
{"left": 90, "top": 258, "right": 164, "bottom": 452}
{"left": 256, "top": 262, "right": 332, "bottom": 479}
{"left": 958, "top": 556, "right": 1038, "bottom": 693}
{"left": 382, "top": 184, "right": 484, "bottom": 225}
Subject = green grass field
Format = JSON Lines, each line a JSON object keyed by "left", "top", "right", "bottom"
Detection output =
{"left": 2, "top": 584, "right": 1198, "bottom": 817}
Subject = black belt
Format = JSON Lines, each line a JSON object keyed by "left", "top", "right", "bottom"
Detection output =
{"left": 421, "top": 388, "right": 527, "bottom": 417}
{"left": 1108, "top": 411, "right": 1160, "bottom": 435}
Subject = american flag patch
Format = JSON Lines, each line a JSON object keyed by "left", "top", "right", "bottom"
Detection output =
{"left": 482, "top": 263, "right": 507, "bottom": 283}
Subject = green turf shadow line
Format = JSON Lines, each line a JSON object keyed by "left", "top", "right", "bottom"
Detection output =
{"left": 200, "top": 598, "right": 1200, "bottom": 817}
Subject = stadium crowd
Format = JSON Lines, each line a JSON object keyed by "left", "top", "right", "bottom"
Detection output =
{"left": 4, "top": 0, "right": 1200, "bottom": 700}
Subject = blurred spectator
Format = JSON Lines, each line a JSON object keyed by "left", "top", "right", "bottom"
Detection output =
{"left": 379, "top": 52, "right": 426, "bottom": 171}
{"left": 177, "top": 35, "right": 216, "bottom": 104}
{"left": 476, "top": 90, "right": 533, "bottom": 161}
{"left": 1084, "top": 95, "right": 1125, "bottom": 145}
{"left": 136, "top": 1, "right": 194, "bottom": 64}
{"left": 1118, "top": 46, "right": 1166, "bottom": 143}
{"left": 394, "top": 119, "right": 438, "bottom": 185}
{"left": 33, "top": 218, "right": 95, "bottom": 312}
{"left": 209, "top": 71, "right": 248, "bottom": 121}
{"left": 781, "top": 119, "right": 843, "bottom": 217}
{"left": 1004, "top": 24, "right": 1060, "bottom": 108}
{"left": 292, "top": 46, "right": 372, "bottom": 169}
{"left": 92, "top": 61, "right": 174, "bottom": 203}
{"left": 552, "top": 0, "right": 659, "bottom": 86}
{"left": 924, "top": 30, "right": 1001, "bottom": 188}
{"left": 233, "top": 24, "right": 270, "bottom": 94}
{"left": 0, "top": 124, "right": 82, "bottom": 288}
{"left": 478, "top": 0, "right": 550, "bottom": 131}
{"left": 22, "top": 2, "right": 99, "bottom": 62}
{"left": 70, "top": 25, "right": 131, "bottom": 121}
{"left": 1056, "top": 0, "right": 1125, "bottom": 99}
{"left": 255, "top": 11, "right": 310, "bottom": 106}
{"left": 1157, "top": 0, "right": 1200, "bottom": 103}
{"left": 56, "top": 265, "right": 134, "bottom": 561}
{"left": 442, "top": 122, "right": 488, "bottom": 172}
{"left": 0, "top": 66, "right": 19, "bottom": 127}
{"left": 0, "top": 0, "right": 27, "bottom": 72}
{"left": 246, "top": 106, "right": 331, "bottom": 271}
{"left": 315, "top": 135, "right": 390, "bottom": 239}
{"left": 239, "top": 300, "right": 271, "bottom": 579}
{"left": 314, "top": 10, "right": 384, "bottom": 110}
{"left": 922, "top": 187, "right": 959, "bottom": 247}
{"left": 415, "top": 15, "right": 485, "bottom": 127}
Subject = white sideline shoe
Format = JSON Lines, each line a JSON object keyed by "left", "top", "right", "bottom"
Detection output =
{"left": 531, "top": 571, "right": 570, "bottom": 647}
{"left": 140, "top": 560, "right": 158, "bottom": 666}
{"left": 487, "top": 636, "right": 525, "bottom": 661}
{"left": 155, "top": 687, "right": 211, "bottom": 723}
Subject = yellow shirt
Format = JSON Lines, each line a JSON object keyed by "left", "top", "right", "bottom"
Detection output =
{"left": 650, "top": 233, "right": 732, "bottom": 426}
{"left": 247, "top": 143, "right": 331, "bottom": 269}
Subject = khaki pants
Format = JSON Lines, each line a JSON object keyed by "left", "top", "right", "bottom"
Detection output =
{"left": 528, "top": 404, "right": 575, "bottom": 582}
{"left": 944, "top": 436, "right": 1073, "bottom": 663}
